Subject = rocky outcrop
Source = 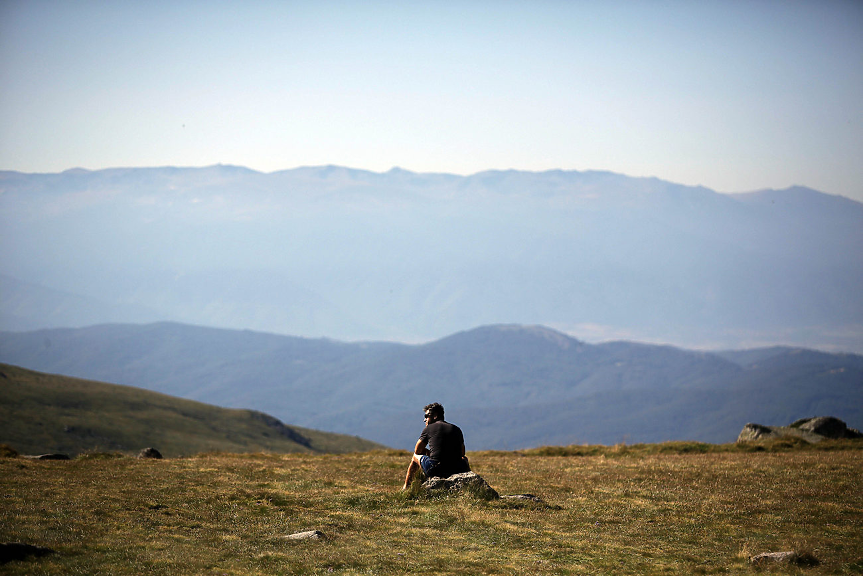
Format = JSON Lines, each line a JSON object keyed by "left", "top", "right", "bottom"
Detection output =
{"left": 422, "top": 471, "right": 500, "bottom": 500}
{"left": 737, "top": 416, "right": 862, "bottom": 444}
{"left": 792, "top": 416, "right": 863, "bottom": 439}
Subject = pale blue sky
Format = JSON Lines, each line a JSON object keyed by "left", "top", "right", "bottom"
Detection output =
{"left": 1, "top": 0, "right": 862, "bottom": 200}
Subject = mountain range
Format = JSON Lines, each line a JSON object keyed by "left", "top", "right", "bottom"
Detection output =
{"left": 1, "top": 165, "right": 861, "bottom": 352}
{"left": 2, "top": 322, "right": 860, "bottom": 450}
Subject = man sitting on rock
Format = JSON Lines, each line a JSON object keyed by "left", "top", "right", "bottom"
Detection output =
{"left": 402, "top": 402, "right": 470, "bottom": 490}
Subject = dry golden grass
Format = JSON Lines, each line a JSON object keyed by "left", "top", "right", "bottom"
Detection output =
{"left": 2, "top": 446, "right": 862, "bottom": 574}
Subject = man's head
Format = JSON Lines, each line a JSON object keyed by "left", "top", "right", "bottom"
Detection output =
{"left": 423, "top": 402, "right": 444, "bottom": 424}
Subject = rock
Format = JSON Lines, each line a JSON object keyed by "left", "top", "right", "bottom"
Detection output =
{"left": 750, "top": 551, "right": 798, "bottom": 566}
{"left": 499, "top": 493, "right": 560, "bottom": 509}
{"left": 0, "top": 543, "right": 56, "bottom": 564}
{"left": 738, "top": 416, "right": 862, "bottom": 444}
{"left": 501, "top": 493, "right": 544, "bottom": 503}
{"left": 737, "top": 423, "right": 778, "bottom": 442}
{"left": 137, "top": 447, "right": 163, "bottom": 459}
{"left": 422, "top": 471, "right": 500, "bottom": 500}
{"left": 284, "top": 530, "right": 325, "bottom": 540}
{"left": 23, "top": 454, "right": 70, "bottom": 460}
{"left": 793, "top": 416, "right": 863, "bottom": 439}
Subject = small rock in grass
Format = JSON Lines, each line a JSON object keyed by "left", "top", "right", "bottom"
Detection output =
{"left": 501, "top": 493, "right": 544, "bottom": 503}
{"left": 137, "top": 447, "right": 163, "bottom": 459}
{"left": 750, "top": 551, "right": 798, "bottom": 565}
{"left": 23, "top": 454, "right": 70, "bottom": 460}
{"left": 500, "top": 493, "right": 560, "bottom": 509}
{"left": 284, "top": 530, "right": 325, "bottom": 540}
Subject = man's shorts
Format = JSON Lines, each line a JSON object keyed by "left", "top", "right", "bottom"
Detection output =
{"left": 419, "top": 455, "right": 439, "bottom": 475}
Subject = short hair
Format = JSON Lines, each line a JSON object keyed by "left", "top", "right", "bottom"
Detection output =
{"left": 424, "top": 402, "right": 444, "bottom": 419}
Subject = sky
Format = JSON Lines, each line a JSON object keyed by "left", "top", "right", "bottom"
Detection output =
{"left": 1, "top": 0, "right": 862, "bottom": 201}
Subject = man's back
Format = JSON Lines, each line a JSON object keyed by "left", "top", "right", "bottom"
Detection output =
{"left": 419, "top": 420, "right": 464, "bottom": 463}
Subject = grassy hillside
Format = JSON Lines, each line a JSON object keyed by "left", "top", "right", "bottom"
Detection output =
{"left": 1, "top": 446, "right": 861, "bottom": 574}
{"left": 0, "top": 363, "right": 383, "bottom": 457}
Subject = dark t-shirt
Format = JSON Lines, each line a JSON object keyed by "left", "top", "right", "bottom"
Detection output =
{"left": 419, "top": 420, "right": 464, "bottom": 463}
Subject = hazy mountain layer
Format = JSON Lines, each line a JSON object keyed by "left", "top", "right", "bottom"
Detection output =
{"left": 1, "top": 165, "right": 861, "bottom": 352}
{"left": 2, "top": 323, "right": 860, "bottom": 450}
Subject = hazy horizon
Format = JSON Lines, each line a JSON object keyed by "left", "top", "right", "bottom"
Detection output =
{"left": 2, "top": 166, "right": 861, "bottom": 353}
{"left": 1, "top": 162, "right": 859, "bottom": 202}
{"left": 2, "top": 1, "right": 862, "bottom": 201}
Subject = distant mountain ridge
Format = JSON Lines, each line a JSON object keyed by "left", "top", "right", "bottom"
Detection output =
{"left": 0, "top": 274, "right": 160, "bottom": 331}
{"left": 1, "top": 165, "right": 861, "bottom": 352}
{"left": 1, "top": 322, "right": 860, "bottom": 450}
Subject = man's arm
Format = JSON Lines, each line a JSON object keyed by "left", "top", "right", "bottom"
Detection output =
{"left": 414, "top": 438, "right": 429, "bottom": 456}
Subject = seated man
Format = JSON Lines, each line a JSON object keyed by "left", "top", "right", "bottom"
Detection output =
{"left": 402, "top": 402, "right": 470, "bottom": 490}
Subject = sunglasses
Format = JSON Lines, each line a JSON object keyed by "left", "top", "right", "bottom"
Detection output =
{"left": 423, "top": 414, "right": 433, "bottom": 420}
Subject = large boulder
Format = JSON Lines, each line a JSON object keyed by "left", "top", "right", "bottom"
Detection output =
{"left": 792, "top": 417, "right": 863, "bottom": 439}
{"left": 422, "top": 471, "right": 500, "bottom": 500}
{"left": 420, "top": 471, "right": 559, "bottom": 507}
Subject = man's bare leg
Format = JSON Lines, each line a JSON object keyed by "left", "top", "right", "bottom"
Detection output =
{"left": 402, "top": 453, "right": 422, "bottom": 490}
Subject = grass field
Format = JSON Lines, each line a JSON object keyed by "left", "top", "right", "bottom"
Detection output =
{"left": 2, "top": 443, "right": 862, "bottom": 574}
